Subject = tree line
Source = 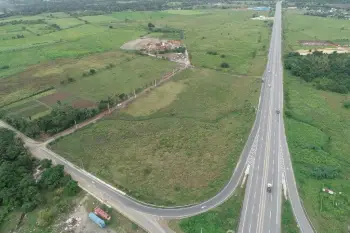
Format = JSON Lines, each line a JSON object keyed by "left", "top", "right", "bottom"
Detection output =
{"left": 0, "top": 128, "right": 79, "bottom": 226}
{"left": 3, "top": 0, "right": 271, "bottom": 17}
{"left": 284, "top": 51, "right": 350, "bottom": 94}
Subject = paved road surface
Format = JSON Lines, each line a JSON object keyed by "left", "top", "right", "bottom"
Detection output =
{"left": 0, "top": 2, "right": 316, "bottom": 233}
{"left": 238, "top": 2, "right": 315, "bottom": 233}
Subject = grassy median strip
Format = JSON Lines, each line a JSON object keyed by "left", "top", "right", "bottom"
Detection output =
{"left": 282, "top": 200, "right": 300, "bottom": 233}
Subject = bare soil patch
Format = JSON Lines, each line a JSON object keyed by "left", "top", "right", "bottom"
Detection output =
{"left": 39, "top": 92, "right": 72, "bottom": 105}
{"left": 296, "top": 47, "right": 350, "bottom": 55}
{"left": 298, "top": 40, "right": 335, "bottom": 46}
{"left": 72, "top": 99, "right": 96, "bottom": 109}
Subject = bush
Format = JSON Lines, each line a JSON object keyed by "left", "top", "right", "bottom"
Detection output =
{"left": 40, "top": 159, "right": 52, "bottom": 169}
{"left": 0, "top": 65, "right": 9, "bottom": 69}
{"left": 220, "top": 62, "right": 229, "bottom": 68}
{"left": 220, "top": 54, "right": 225, "bottom": 58}
{"left": 343, "top": 100, "right": 350, "bottom": 109}
{"left": 207, "top": 51, "right": 218, "bottom": 55}
{"left": 89, "top": 68, "right": 96, "bottom": 75}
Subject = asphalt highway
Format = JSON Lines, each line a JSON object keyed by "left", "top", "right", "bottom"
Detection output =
{"left": 0, "top": 2, "right": 316, "bottom": 233}
{"left": 238, "top": 2, "right": 315, "bottom": 233}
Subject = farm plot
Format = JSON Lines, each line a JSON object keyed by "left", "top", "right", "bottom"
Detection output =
{"left": 51, "top": 68, "right": 260, "bottom": 206}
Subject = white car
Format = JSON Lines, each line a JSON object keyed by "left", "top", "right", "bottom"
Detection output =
{"left": 268, "top": 84, "right": 271, "bottom": 88}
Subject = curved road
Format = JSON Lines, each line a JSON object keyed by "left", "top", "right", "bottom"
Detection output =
{"left": 0, "top": 2, "right": 315, "bottom": 233}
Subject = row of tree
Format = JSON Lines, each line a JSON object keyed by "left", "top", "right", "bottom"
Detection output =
{"left": 0, "top": 128, "right": 79, "bottom": 225}
{"left": 3, "top": 0, "right": 272, "bottom": 16}
{"left": 1, "top": 104, "right": 99, "bottom": 138}
{"left": 284, "top": 51, "right": 350, "bottom": 94}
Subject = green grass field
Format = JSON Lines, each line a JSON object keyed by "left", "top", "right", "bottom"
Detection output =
{"left": 283, "top": 11, "right": 350, "bottom": 51}
{"left": 284, "top": 11, "right": 350, "bottom": 233}
{"left": 51, "top": 68, "right": 260, "bottom": 205}
{"left": 60, "top": 55, "right": 179, "bottom": 101}
{"left": 284, "top": 75, "right": 350, "bottom": 233}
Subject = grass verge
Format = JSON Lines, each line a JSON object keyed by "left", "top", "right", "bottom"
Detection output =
{"left": 169, "top": 186, "right": 245, "bottom": 233}
{"left": 282, "top": 200, "right": 300, "bottom": 233}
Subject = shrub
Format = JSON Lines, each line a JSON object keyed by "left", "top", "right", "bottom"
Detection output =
{"left": 207, "top": 51, "right": 218, "bottom": 55}
{"left": 220, "top": 54, "right": 226, "bottom": 58}
{"left": 220, "top": 62, "right": 229, "bottom": 68}
{"left": 0, "top": 65, "right": 9, "bottom": 69}
{"left": 89, "top": 68, "right": 96, "bottom": 75}
{"left": 343, "top": 100, "right": 350, "bottom": 109}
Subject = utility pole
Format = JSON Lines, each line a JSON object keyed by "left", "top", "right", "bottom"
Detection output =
{"left": 74, "top": 120, "right": 77, "bottom": 129}
{"left": 154, "top": 79, "right": 157, "bottom": 87}
{"left": 134, "top": 89, "right": 136, "bottom": 98}
{"left": 108, "top": 103, "right": 110, "bottom": 113}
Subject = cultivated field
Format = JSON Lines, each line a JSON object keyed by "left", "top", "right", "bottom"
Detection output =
{"left": 284, "top": 11, "right": 350, "bottom": 233}
{"left": 51, "top": 68, "right": 260, "bottom": 205}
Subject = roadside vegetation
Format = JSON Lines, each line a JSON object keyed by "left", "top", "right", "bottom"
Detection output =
{"left": 281, "top": 200, "right": 300, "bottom": 233}
{"left": 51, "top": 68, "right": 260, "bottom": 205}
{"left": 0, "top": 128, "right": 80, "bottom": 232}
{"left": 170, "top": 187, "right": 245, "bottom": 233}
{"left": 284, "top": 10, "right": 350, "bottom": 233}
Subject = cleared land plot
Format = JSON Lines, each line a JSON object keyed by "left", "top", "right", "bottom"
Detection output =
{"left": 284, "top": 11, "right": 350, "bottom": 51}
{"left": 285, "top": 74, "right": 350, "bottom": 233}
{"left": 51, "top": 68, "right": 260, "bottom": 205}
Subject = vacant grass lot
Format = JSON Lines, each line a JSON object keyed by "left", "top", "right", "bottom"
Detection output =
{"left": 150, "top": 10, "right": 270, "bottom": 75}
{"left": 51, "top": 68, "right": 260, "bottom": 205}
{"left": 285, "top": 74, "right": 350, "bottom": 233}
{"left": 61, "top": 56, "right": 179, "bottom": 101}
{"left": 283, "top": 11, "right": 350, "bottom": 51}
{"left": 284, "top": 11, "right": 350, "bottom": 233}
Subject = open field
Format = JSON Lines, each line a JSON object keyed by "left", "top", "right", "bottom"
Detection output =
{"left": 51, "top": 68, "right": 260, "bottom": 205}
{"left": 284, "top": 12, "right": 350, "bottom": 233}
{"left": 1, "top": 9, "right": 269, "bottom": 108}
{"left": 169, "top": 187, "right": 245, "bottom": 233}
{"left": 283, "top": 11, "right": 350, "bottom": 51}
{"left": 0, "top": 50, "right": 178, "bottom": 115}
{"left": 284, "top": 74, "right": 350, "bottom": 233}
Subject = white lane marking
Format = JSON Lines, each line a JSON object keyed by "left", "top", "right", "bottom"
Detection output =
{"left": 249, "top": 223, "right": 252, "bottom": 233}
{"left": 254, "top": 191, "right": 256, "bottom": 199}
{"left": 273, "top": 159, "right": 275, "bottom": 165}
{"left": 270, "top": 211, "right": 272, "bottom": 219}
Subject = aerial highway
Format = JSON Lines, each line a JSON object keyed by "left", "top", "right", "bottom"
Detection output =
{"left": 0, "top": 2, "right": 316, "bottom": 233}
{"left": 238, "top": 2, "right": 315, "bottom": 233}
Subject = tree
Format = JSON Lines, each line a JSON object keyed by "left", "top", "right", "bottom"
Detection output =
{"left": 39, "top": 165, "right": 65, "bottom": 190}
{"left": 220, "top": 62, "right": 230, "bottom": 68}
{"left": 64, "top": 180, "right": 79, "bottom": 196}
{"left": 40, "top": 159, "right": 52, "bottom": 169}
{"left": 148, "top": 22, "right": 155, "bottom": 28}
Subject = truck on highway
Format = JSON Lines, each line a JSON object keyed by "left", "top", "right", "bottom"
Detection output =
{"left": 89, "top": 212, "right": 106, "bottom": 228}
{"left": 94, "top": 207, "right": 111, "bottom": 221}
{"left": 267, "top": 183, "right": 272, "bottom": 193}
